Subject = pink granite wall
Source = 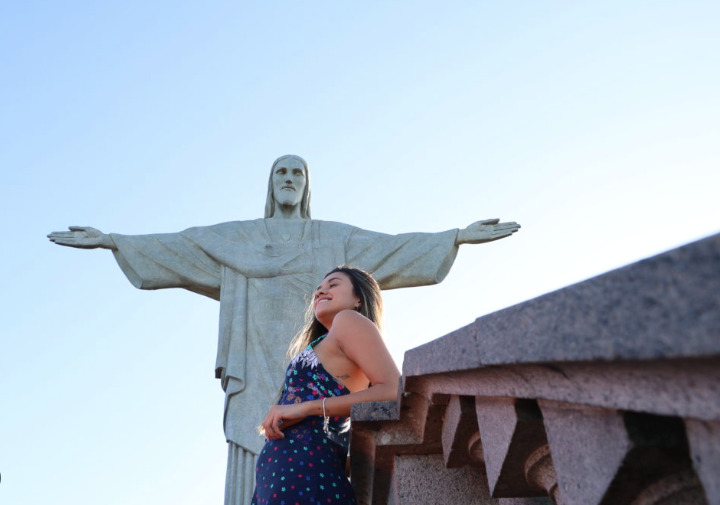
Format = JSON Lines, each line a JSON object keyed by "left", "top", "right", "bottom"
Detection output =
{"left": 351, "top": 233, "right": 720, "bottom": 505}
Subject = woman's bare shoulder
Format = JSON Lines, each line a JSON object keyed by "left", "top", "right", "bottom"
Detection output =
{"left": 330, "top": 310, "right": 379, "bottom": 340}
{"left": 332, "top": 309, "right": 374, "bottom": 327}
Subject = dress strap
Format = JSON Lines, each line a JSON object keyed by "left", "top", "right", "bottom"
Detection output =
{"left": 309, "top": 333, "right": 328, "bottom": 348}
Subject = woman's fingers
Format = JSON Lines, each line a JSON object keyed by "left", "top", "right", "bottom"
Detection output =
{"left": 262, "top": 409, "right": 285, "bottom": 439}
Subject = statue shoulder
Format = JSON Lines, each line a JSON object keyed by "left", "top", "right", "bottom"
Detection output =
{"left": 183, "top": 218, "right": 361, "bottom": 241}
{"left": 182, "top": 219, "right": 263, "bottom": 239}
{"left": 312, "top": 219, "right": 359, "bottom": 233}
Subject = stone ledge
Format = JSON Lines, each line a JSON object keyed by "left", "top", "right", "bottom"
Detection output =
{"left": 404, "top": 232, "right": 720, "bottom": 376}
{"left": 351, "top": 233, "right": 720, "bottom": 505}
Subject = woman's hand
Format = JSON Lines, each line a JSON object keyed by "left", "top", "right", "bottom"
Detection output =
{"left": 260, "top": 402, "right": 311, "bottom": 439}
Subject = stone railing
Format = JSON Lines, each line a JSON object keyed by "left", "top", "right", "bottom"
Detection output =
{"left": 350, "top": 232, "right": 720, "bottom": 505}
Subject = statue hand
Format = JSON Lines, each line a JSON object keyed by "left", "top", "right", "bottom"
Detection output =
{"left": 456, "top": 218, "right": 521, "bottom": 245}
{"left": 47, "top": 226, "right": 116, "bottom": 249}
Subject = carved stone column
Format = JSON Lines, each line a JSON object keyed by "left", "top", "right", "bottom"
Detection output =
{"left": 524, "top": 445, "right": 560, "bottom": 504}
{"left": 630, "top": 470, "right": 707, "bottom": 505}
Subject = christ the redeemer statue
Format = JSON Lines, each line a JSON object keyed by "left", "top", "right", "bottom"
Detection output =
{"left": 48, "top": 154, "right": 520, "bottom": 505}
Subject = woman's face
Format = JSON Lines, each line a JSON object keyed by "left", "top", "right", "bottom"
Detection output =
{"left": 313, "top": 271, "right": 360, "bottom": 324}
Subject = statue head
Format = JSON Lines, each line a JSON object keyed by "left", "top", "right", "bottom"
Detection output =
{"left": 264, "top": 154, "right": 311, "bottom": 218}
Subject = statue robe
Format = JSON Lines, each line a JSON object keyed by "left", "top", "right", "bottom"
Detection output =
{"left": 110, "top": 218, "right": 459, "bottom": 502}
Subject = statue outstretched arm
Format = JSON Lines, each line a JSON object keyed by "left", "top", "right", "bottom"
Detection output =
{"left": 455, "top": 219, "right": 521, "bottom": 245}
{"left": 47, "top": 226, "right": 117, "bottom": 250}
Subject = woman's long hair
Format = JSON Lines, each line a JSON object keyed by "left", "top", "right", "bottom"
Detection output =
{"left": 287, "top": 266, "right": 383, "bottom": 357}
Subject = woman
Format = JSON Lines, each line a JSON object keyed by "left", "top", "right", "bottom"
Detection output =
{"left": 252, "top": 266, "right": 401, "bottom": 505}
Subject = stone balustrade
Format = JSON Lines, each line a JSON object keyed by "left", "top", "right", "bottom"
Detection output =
{"left": 350, "top": 232, "right": 720, "bottom": 505}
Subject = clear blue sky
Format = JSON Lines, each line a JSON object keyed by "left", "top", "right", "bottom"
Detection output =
{"left": 2, "top": 2, "right": 718, "bottom": 504}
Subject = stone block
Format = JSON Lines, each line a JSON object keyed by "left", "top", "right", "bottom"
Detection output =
{"left": 498, "top": 498, "right": 554, "bottom": 505}
{"left": 476, "top": 397, "right": 548, "bottom": 498}
{"left": 540, "top": 400, "right": 631, "bottom": 505}
{"left": 442, "top": 395, "right": 480, "bottom": 468}
{"left": 541, "top": 401, "right": 698, "bottom": 505}
{"left": 685, "top": 419, "right": 720, "bottom": 505}
{"left": 392, "top": 454, "right": 492, "bottom": 505}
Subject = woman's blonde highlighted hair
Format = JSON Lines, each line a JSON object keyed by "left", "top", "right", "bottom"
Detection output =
{"left": 287, "top": 266, "right": 383, "bottom": 357}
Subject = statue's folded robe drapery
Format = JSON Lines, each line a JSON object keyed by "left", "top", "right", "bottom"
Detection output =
{"left": 111, "top": 218, "right": 459, "bottom": 454}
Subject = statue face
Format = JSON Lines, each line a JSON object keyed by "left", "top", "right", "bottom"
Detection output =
{"left": 272, "top": 157, "right": 307, "bottom": 209}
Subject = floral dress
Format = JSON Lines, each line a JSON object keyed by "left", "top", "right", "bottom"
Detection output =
{"left": 251, "top": 335, "right": 356, "bottom": 505}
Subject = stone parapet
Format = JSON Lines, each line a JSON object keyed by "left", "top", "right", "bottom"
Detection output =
{"left": 351, "top": 232, "right": 720, "bottom": 505}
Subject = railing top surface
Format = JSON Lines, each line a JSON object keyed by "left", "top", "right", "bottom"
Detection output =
{"left": 404, "top": 232, "right": 720, "bottom": 377}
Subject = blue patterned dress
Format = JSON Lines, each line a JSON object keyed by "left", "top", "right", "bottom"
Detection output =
{"left": 252, "top": 335, "right": 357, "bottom": 505}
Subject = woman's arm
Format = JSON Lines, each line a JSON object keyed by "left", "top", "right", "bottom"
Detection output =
{"left": 262, "top": 310, "right": 400, "bottom": 439}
